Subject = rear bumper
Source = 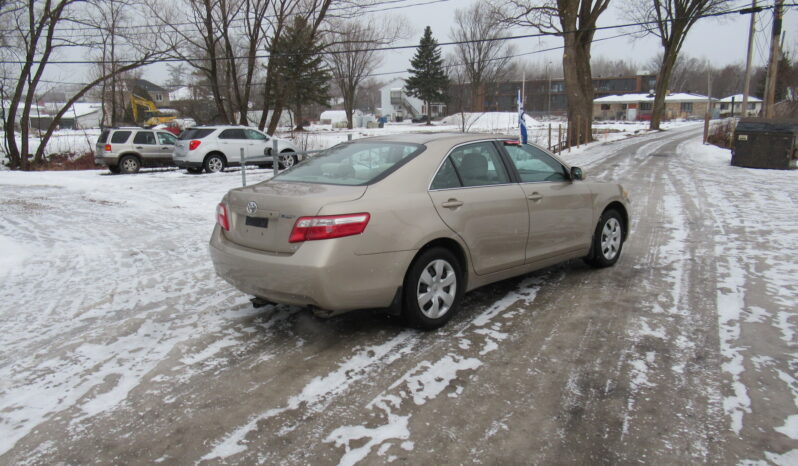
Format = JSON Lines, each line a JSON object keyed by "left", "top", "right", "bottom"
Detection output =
{"left": 208, "top": 225, "right": 415, "bottom": 314}
{"left": 94, "top": 154, "right": 117, "bottom": 166}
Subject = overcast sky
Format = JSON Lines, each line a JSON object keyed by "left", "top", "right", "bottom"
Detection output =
{"left": 373, "top": 0, "right": 797, "bottom": 82}
{"left": 42, "top": 0, "right": 798, "bottom": 88}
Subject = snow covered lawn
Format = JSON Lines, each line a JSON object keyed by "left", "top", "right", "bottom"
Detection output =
{"left": 1, "top": 125, "right": 795, "bottom": 463}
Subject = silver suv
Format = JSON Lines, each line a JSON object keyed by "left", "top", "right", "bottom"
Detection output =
{"left": 95, "top": 128, "right": 178, "bottom": 174}
{"left": 172, "top": 126, "right": 301, "bottom": 174}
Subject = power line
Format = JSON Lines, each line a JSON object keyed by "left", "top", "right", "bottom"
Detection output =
{"left": 14, "top": 27, "right": 660, "bottom": 90}
{"left": 0, "top": 0, "right": 450, "bottom": 36}
{"left": 0, "top": 2, "right": 794, "bottom": 66}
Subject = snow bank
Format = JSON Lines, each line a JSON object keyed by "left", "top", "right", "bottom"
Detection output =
{"left": 439, "top": 112, "right": 542, "bottom": 132}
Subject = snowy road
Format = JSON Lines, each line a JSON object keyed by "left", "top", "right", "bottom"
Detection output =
{"left": 1, "top": 125, "right": 796, "bottom": 464}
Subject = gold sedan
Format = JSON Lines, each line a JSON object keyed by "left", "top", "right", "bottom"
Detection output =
{"left": 210, "top": 133, "right": 630, "bottom": 329}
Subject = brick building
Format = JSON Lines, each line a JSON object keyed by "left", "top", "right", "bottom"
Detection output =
{"left": 448, "top": 74, "right": 658, "bottom": 116}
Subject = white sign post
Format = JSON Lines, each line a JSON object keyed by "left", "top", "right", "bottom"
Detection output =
{"left": 272, "top": 139, "right": 279, "bottom": 175}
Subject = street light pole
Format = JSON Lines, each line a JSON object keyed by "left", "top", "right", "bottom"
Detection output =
{"left": 546, "top": 61, "right": 552, "bottom": 117}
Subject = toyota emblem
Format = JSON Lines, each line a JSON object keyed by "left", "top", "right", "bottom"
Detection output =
{"left": 246, "top": 201, "right": 258, "bottom": 215}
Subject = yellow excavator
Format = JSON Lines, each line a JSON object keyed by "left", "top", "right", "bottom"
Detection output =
{"left": 130, "top": 94, "right": 177, "bottom": 126}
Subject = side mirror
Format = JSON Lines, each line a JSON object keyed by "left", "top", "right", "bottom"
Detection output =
{"left": 570, "top": 166, "right": 584, "bottom": 180}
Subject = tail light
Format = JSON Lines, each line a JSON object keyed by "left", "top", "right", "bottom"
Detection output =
{"left": 104, "top": 144, "right": 112, "bottom": 152}
{"left": 216, "top": 203, "right": 230, "bottom": 231}
{"left": 289, "top": 213, "right": 370, "bottom": 243}
{"left": 189, "top": 140, "right": 201, "bottom": 151}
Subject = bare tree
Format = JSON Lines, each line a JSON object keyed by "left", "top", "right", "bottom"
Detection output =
{"left": 1, "top": 0, "right": 169, "bottom": 170}
{"left": 85, "top": 0, "right": 138, "bottom": 127}
{"left": 149, "top": 0, "right": 273, "bottom": 125}
{"left": 591, "top": 56, "right": 638, "bottom": 77}
{"left": 624, "top": 0, "right": 729, "bottom": 129}
{"left": 493, "top": 0, "right": 611, "bottom": 145}
{"left": 325, "top": 17, "right": 404, "bottom": 129}
{"left": 451, "top": 3, "right": 515, "bottom": 112}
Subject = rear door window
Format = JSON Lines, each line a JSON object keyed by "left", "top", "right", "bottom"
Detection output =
{"left": 133, "top": 131, "right": 156, "bottom": 145}
{"left": 219, "top": 129, "right": 247, "bottom": 139}
{"left": 448, "top": 142, "right": 510, "bottom": 187}
{"left": 178, "top": 128, "right": 214, "bottom": 140}
{"left": 110, "top": 131, "right": 131, "bottom": 143}
{"left": 430, "top": 158, "right": 462, "bottom": 190}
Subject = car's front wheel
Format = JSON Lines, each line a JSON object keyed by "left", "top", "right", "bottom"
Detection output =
{"left": 403, "top": 247, "right": 463, "bottom": 330}
{"left": 584, "top": 209, "right": 625, "bottom": 268}
{"left": 204, "top": 154, "right": 226, "bottom": 173}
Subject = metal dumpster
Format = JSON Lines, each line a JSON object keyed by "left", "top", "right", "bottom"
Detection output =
{"left": 732, "top": 118, "right": 798, "bottom": 169}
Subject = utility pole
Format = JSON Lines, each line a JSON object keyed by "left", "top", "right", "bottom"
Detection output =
{"left": 741, "top": 0, "right": 757, "bottom": 117}
{"left": 763, "top": 0, "right": 784, "bottom": 118}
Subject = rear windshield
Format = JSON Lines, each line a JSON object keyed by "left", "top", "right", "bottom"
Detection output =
{"left": 274, "top": 141, "right": 424, "bottom": 186}
{"left": 97, "top": 130, "right": 110, "bottom": 144}
{"left": 110, "top": 131, "right": 131, "bottom": 143}
{"left": 179, "top": 128, "right": 215, "bottom": 140}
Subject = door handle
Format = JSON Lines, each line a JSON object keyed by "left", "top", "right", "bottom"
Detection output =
{"left": 135, "top": 146, "right": 143, "bottom": 149}
{"left": 441, "top": 199, "right": 464, "bottom": 209}
{"left": 527, "top": 192, "right": 543, "bottom": 201}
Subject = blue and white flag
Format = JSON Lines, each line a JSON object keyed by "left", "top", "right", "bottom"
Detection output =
{"left": 517, "top": 89, "right": 528, "bottom": 144}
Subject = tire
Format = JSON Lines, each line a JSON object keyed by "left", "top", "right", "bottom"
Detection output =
{"left": 186, "top": 167, "right": 203, "bottom": 174}
{"left": 278, "top": 151, "right": 298, "bottom": 169}
{"left": 108, "top": 164, "right": 121, "bottom": 174}
{"left": 204, "top": 153, "right": 226, "bottom": 173}
{"left": 584, "top": 209, "right": 625, "bottom": 268}
{"left": 402, "top": 247, "right": 464, "bottom": 330}
{"left": 118, "top": 155, "right": 140, "bottom": 174}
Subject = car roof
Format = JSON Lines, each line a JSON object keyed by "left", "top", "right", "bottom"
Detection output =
{"left": 191, "top": 125, "right": 259, "bottom": 130}
{"left": 352, "top": 132, "right": 514, "bottom": 145}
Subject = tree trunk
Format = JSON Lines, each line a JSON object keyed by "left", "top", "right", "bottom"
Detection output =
{"left": 345, "top": 86, "right": 354, "bottom": 130}
{"left": 258, "top": 62, "right": 275, "bottom": 131}
{"left": 425, "top": 100, "right": 431, "bottom": 125}
{"left": 650, "top": 39, "right": 684, "bottom": 130}
{"left": 267, "top": 101, "right": 283, "bottom": 135}
{"left": 562, "top": 31, "right": 594, "bottom": 146}
{"left": 294, "top": 104, "right": 304, "bottom": 131}
{"left": 471, "top": 82, "right": 482, "bottom": 112}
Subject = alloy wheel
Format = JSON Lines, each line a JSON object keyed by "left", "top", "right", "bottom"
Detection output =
{"left": 416, "top": 259, "right": 457, "bottom": 319}
{"left": 601, "top": 217, "right": 622, "bottom": 261}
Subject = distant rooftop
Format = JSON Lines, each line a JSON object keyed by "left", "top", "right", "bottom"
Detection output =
{"left": 594, "top": 92, "right": 711, "bottom": 103}
{"left": 718, "top": 94, "right": 763, "bottom": 103}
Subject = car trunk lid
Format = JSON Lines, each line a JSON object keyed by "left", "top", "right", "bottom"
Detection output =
{"left": 224, "top": 181, "right": 366, "bottom": 254}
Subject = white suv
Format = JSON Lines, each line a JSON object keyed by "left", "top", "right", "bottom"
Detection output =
{"left": 172, "top": 126, "right": 302, "bottom": 174}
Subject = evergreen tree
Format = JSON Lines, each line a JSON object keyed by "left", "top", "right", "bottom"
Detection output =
{"left": 271, "top": 16, "right": 331, "bottom": 130}
{"left": 405, "top": 26, "right": 449, "bottom": 125}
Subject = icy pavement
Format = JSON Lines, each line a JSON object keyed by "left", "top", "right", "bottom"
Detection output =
{"left": 1, "top": 124, "right": 796, "bottom": 464}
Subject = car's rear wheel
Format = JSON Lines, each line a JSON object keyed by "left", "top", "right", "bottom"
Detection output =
{"left": 204, "top": 154, "right": 226, "bottom": 173}
{"left": 279, "top": 151, "right": 297, "bottom": 169}
{"left": 403, "top": 247, "right": 463, "bottom": 330}
{"left": 118, "top": 155, "right": 140, "bottom": 174}
{"left": 584, "top": 209, "right": 625, "bottom": 268}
